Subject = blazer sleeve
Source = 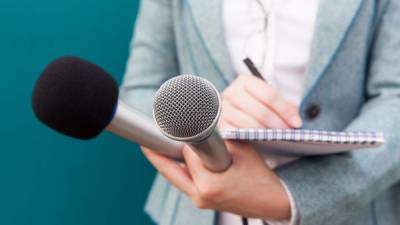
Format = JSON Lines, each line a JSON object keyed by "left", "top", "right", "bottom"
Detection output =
{"left": 275, "top": 1, "right": 400, "bottom": 225}
{"left": 120, "top": 0, "right": 178, "bottom": 114}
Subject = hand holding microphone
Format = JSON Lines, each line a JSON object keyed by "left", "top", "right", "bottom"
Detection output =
{"left": 141, "top": 129, "right": 291, "bottom": 220}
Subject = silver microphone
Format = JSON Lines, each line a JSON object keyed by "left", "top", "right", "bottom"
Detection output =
{"left": 106, "top": 100, "right": 183, "bottom": 159}
{"left": 153, "top": 75, "right": 232, "bottom": 172}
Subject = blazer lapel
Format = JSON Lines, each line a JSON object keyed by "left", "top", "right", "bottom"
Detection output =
{"left": 302, "top": 0, "right": 364, "bottom": 98}
{"left": 186, "top": 0, "right": 236, "bottom": 83}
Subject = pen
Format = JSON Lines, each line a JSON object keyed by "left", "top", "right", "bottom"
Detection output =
{"left": 243, "top": 57, "right": 268, "bottom": 83}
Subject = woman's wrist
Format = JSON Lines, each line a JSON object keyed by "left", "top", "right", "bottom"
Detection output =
{"left": 249, "top": 169, "right": 291, "bottom": 220}
{"left": 263, "top": 177, "right": 291, "bottom": 220}
{"left": 264, "top": 180, "right": 300, "bottom": 225}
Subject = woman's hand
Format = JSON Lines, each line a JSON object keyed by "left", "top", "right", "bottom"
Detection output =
{"left": 141, "top": 142, "right": 291, "bottom": 220}
{"left": 220, "top": 75, "right": 302, "bottom": 129}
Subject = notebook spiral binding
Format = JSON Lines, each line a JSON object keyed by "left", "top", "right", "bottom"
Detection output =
{"left": 220, "top": 128, "right": 385, "bottom": 145}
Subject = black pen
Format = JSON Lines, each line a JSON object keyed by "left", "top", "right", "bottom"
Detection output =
{"left": 243, "top": 57, "right": 268, "bottom": 83}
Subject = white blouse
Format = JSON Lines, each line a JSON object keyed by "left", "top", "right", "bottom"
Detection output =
{"left": 221, "top": 0, "right": 319, "bottom": 224}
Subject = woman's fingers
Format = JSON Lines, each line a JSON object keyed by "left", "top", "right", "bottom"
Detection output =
{"left": 244, "top": 77, "right": 302, "bottom": 128}
{"left": 226, "top": 90, "right": 290, "bottom": 128}
{"left": 218, "top": 119, "right": 237, "bottom": 129}
{"left": 182, "top": 146, "right": 224, "bottom": 205}
{"left": 221, "top": 100, "right": 265, "bottom": 128}
{"left": 141, "top": 147, "right": 196, "bottom": 197}
{"left": 181, "top": 146, "right": 218, "bottom": 181}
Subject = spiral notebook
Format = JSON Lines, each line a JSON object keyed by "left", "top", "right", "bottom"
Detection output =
{"left": 220, "top": 128, "right": 384, "bottom": 156}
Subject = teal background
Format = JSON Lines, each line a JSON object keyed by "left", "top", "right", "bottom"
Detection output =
{"left": 0, "top": 0, "right": 156, "bottom": 224}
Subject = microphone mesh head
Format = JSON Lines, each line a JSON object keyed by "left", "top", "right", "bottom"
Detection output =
{"left": 153, "top": 75, "right": 220, "bottom": 139}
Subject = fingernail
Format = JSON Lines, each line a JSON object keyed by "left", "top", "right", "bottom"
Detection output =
{"left": 290, "top": 116, "right": 302, "bottom": 128}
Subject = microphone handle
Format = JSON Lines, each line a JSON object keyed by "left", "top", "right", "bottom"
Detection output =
{"left": 190, "top": 129, "right": 232, "bottom": 172}
{"left": 107, "top": 100, "right": 183, "bottom": 159}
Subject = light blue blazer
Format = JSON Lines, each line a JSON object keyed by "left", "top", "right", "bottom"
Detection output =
{"left": 120, "top": 0, "right": 400, "bottom": 224}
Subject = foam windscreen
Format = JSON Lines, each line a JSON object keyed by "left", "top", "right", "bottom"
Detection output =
{"left": 32, "top": 56, "right": 119, "bottom": 139}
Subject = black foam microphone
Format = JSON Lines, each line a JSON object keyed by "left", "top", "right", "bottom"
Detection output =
{"left": 32, "top": 56, "right": 182, "bottom": 159}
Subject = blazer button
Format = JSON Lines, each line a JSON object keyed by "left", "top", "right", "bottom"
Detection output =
{"left": 305, "top": 103, "right": 320, "bottom": 120}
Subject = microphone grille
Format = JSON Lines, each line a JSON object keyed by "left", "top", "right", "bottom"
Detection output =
{"left": 153, "top": 75, "right": 220, "bottom": 139}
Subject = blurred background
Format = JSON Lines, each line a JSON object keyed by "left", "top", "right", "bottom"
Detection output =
{"left": 0, "top": 0, "right": 156, "bottom": 224}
